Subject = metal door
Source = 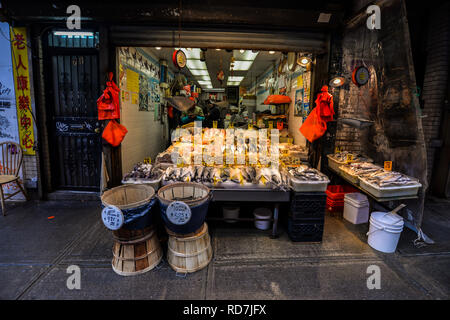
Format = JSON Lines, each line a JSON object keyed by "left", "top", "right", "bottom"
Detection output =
{"left": 45, "top": 32, "right": 102, "bottom": 190}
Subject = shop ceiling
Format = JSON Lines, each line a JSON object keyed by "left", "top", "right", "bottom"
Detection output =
{"left": 144, "top": 47, "right": 282, "bottom": 90}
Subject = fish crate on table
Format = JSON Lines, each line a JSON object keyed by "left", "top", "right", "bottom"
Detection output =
{"left": 289, "top": 192, "right": 326, "bottom": 220}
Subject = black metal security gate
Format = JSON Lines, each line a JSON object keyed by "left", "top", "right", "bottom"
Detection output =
{"left": 44, "top": 31, "right": 102, "bottom": 190}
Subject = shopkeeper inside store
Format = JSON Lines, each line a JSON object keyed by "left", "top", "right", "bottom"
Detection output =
{"left": 180, "top": 98, "right": 205, "bottom": 125}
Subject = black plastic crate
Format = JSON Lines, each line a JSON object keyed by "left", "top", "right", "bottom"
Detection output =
{"left": 290, "top": 192, "right": 326, "bottom": 220}
{"left": 287, "top": 218, "right": 324, "bottom": 242}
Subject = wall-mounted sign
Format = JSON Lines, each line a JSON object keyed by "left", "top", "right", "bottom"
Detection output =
{"left": 352, "top": 66, "right": 370, "bottom": 87}
{"left": 10, "top": 27, "right": 35, "bottom": 155}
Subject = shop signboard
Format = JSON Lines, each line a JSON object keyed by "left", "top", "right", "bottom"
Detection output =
{"left": 10, "top": 27, "right": 35, "bottom": 155}
{"left": 0, "top": 23, "right": 25, "bottom": 200}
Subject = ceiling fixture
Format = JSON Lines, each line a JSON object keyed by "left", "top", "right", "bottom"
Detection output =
{"left": 329, "top": 76, "right": 346, "bottom": 88}
{"left": 240, "top": 49, "right": 244, "bottom": 53}
{"left": 53, "top": 31, "right": 94, "bottom": 37}
{"left": 317, "top": 13, "right": 332, "bottom": 23}
{"left": 155, "top": 47, "right": 161, "bottom": 50}
{"left": 189, "top": 69, "right": 209, "bottom": 76}
{"left": 215, "top": 48, "right": 221, "bottom": 51}
{"left": 298, "top": 55, "right": 312, "bottom": 67}
{"left": 269, "top": 51, "right": 275, "bottom": 54}
{"left": 230, "top": 60, "right": 253, "bottom": 71}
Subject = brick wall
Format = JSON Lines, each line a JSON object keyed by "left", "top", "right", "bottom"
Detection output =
{"left": 421, "top": 2, "right": 450, "bottom": 184}
{"left": 327, "top": 0, "right": 428, "bottom": 226}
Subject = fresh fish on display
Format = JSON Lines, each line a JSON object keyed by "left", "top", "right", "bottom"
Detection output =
{"left": 229, "top": 168, "right": 242, "bottom": 184}
{"left": 123, "top": 162, "right": 163, "bottom": 181}
{"left": 363, "top": 170, "right": 417, "bottom": 187}
{"left": 221, "top": 167, "right": 231, "bottom": 182}
{"left": 330, "top": 152, "right": 371, "bottom": 163}
{"left": 288, "top": 165, "right": 328, "bottom": 181}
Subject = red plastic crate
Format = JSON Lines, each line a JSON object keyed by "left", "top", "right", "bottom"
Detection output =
{"left": 325, "top": 185, "right": 358, "bottom": 201}
{"left": 326, "top": 197, "right": 344, "bottom": 212}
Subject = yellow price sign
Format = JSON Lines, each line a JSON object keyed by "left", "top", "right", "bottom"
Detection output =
{"left": 248, "top": 123, "right": 253, "bottom": 129}
{"left": 268, "top": 121, "right": 273, "bottom": 129}
{"left": 346, "top": 154, "right": 354, "bottom": 163}
{"left": 229, "top": 123, "right": 234, "bottom": 129}
{"left": 212, "top": 121, "right": 217, "bottom": 128}
{"left": 143, "top": 157, "right": 151, "bottom": 164}
{"left": 335, "top": 146, "right": 343, "bottom": 153}
{"left": 384, "top": 161, "right": 392, "bottom": 171}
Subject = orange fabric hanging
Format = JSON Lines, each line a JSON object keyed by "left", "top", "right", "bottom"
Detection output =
{"left": 97, "top": 72, "right": 120, "bottom": 120}
{"left": 299, "top": 107, "right": 327, "bottom": 142}
{"left": 102, "top": 120, "right": 128, "bottom": 147}
{"left": 315, "top": 85, "right": 334, "bottom": 123}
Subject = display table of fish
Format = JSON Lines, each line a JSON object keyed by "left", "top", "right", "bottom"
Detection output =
{"left": 162, "top": 165, "right": 289, "bottom": 190}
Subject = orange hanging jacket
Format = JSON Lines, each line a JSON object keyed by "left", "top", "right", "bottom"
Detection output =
{"left": 315, "top": 85, "right": 334, "bottom": 123}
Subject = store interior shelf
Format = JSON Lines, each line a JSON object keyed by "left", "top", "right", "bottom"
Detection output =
{"left": 328, "top": 167, "right": 419, "bottom": 202}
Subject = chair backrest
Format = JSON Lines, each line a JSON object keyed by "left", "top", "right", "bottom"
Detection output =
{"left": 0, "top": 141, "right": 23, "bottom": 177}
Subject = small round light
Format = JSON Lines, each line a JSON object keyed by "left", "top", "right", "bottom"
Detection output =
{"left": 240, "top": 49, "right": 244, "bottom": 53}
{"left": 269, "top": 51, "right": 275, "bottom": 54}
{"left": 329, "top": 76, "right": 345, "bottom": 87}
{"left": 216, "top": 48, "right": 221, "bottom": 51}
{"left": 301, "top": 58, "right": 308, "bottom": 64}
{"left": 155, "top": 47, "right": 161, "bottom": 50}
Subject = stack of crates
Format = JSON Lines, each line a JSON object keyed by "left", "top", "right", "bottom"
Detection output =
{"left": 287, "top": 192, "right": 326, "bottom": 242}
{"left": 326, "top": 185, "right": 358, "bottom": 213}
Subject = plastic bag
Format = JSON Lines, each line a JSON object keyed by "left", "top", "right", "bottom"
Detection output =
{"left": 102, "top": 120, "right": 128, "bottom": 147}
{"left": 263, "top": 94, "right": 292, "bottom": 105}
{"left": 299, "top": 107, "right": 327, "bottom": 142}
{"left": 97, "top": 72, "right": 120, "bottom": 120}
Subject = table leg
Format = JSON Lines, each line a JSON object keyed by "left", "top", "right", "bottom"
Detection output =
{"left": 271, "top": 203, "right": 279, "bottom": 239}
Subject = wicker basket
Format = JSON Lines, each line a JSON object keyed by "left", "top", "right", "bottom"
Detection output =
{"left": 101, "top": 184, "right": 155, "bottom": 210}
{"left": 157, "top": 182, "right": 210, "bottom": 207}
{"left": 157, "top": 182, "right": 211, "bottom": 235}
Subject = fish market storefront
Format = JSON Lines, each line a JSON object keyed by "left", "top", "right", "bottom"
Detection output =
{"left": 2, "top": 0, "right": 433, "bottom": 274}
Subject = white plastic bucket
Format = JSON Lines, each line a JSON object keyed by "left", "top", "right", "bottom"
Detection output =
{"left": 343, "top": 193, "right": 369, "bottom": 224}
{"left": 223, "top": 207, "right": 240, "bottom": 223}
{"left": 253, "top": 208, "right": 272, "bottom": 230}
{"left": 367, "top": 211, "right": 404, "bottom": 253}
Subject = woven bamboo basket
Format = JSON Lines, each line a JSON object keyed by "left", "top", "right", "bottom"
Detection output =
{"left": 167, "top": 223, "right": 213, "bottom": 273}
{"left": 157, "top": 182, "right": 211, "bottom": 235}
{"left": 157, "top": 182, "right": 210, "bottom": 207}
{"left": 101, "top": 184, "right": 155, "bottom": 210}
{"left": 111, "top": 228, "right": 162, "bottom": 276}
{"left": 101, "top": 184, "right": 156, "bottom": 240}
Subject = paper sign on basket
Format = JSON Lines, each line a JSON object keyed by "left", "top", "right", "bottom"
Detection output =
{"left": 101, "top": 205, "right": 124, "bottom": 230}
{"left": 166, "top": 201, "right": 192, "bottom": 225}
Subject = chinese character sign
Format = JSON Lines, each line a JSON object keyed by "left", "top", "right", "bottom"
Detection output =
{"left": 10, "top": 27, "right": 35, "bottom": 155}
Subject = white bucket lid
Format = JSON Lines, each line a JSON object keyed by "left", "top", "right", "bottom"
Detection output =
{"left": 344, "top": 193, "right": 369, "bottom": 208}
{"left": 370, "top": 211, "right": 404, "bottom": 228}
{"left": 345, "top": 192, "right": 368, "bottom": 203}
{"left": 369, "top": 218, "right": 404, "bottom": 233}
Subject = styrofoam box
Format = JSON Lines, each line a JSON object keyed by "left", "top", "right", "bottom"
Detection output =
{"left": 359, "top": 178, "right": 421, "bottom": 198}
{"left": 289, "top": 175, "right": 330, "bottom": 192}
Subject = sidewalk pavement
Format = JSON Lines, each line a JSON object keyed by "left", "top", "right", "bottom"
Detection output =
{"left": 0, "top": 198, "right": 449, "bottom": 300}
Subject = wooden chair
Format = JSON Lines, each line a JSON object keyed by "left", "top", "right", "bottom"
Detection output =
{"left": 0, "top": 141, "right": 28, "bottom": 216}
